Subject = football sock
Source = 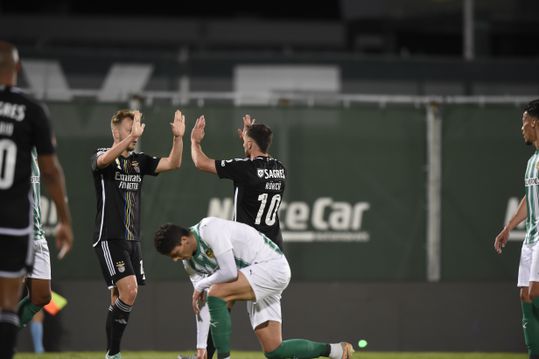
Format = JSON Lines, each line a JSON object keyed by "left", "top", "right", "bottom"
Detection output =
{"left": 207, "top": 329, "right": 216, "bottom": 359}
{"left": 0, "top": 310, "right": 20, "bottom": 359}
{"left": 264, "top": 339, "right": 330, "bottom": 359}
{"left": 522, "top": 301, "right": 539, "bottom": 356}
{"left": 208, "top": 296, "right": 231, "bottom": 359}
{"left": 17, "top": 296, "right": 43, "bottom": 327}
{"left": 106, "top": 305, "right": 113, "bottom": 351}
{"left": 109, "top": 298, "right": 132, "bottom": 355}
{"left": 30, "top": 320, "right": 45, "bottom": 353}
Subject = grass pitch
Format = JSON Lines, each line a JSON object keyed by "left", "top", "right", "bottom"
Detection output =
{"left": 13, "top": 351, "right": 527, "bottom": 359}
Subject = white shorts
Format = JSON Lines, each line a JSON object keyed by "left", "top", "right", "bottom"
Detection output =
{"left": 28, "top": 239, "right": 51, "bottom": 280}
{"left": 517, "top": 241, "right": 539, "bottom": 287}
{"left": 240, "top": 255, "right": 291, "bottom": 329}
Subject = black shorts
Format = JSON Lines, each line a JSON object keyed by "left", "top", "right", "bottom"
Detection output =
{"left": 0, "top": 233, "right": 34, "bottom": 277}
{"left": 94, "top": 240, "right": 146, "bottom": 288}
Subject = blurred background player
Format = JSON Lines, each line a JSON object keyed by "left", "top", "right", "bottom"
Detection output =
{"left": 494, "top": 99, "right": 539, "bottom": 359}
{"left": 18, "top": 148, "right": 73, "bottom": 353}
{"left": 0, "top": 40, "right": 73, "bottom": 359}
{"left": 154, "top": 217, "right": 354, "bottom": 359}
{"left": 91, "top": 109, "right": 185, "bottom": 359}
{"left": 190, "top": 114, "right": 286, "bottom": 358}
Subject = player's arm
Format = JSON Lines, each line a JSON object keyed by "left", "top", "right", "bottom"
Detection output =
{"left": 96, "top": 111, "right": 144, "bottom": 169}
{"left": 494, "top": 195, "right": 527, "bottom": 254}
{"left": 155, "top": 110, "right": 185, "bottom": 173}
{"left": 38, "top": 154, "right": 73, "bottom": 258}
{"left": 191, "top": 250, "right": 237, "bottom": 314}
{"left": 183, "top": 261, "right": 210, "bottom": 354}
{"left": 190, "top": 115, "right": 217, "bottom": 174}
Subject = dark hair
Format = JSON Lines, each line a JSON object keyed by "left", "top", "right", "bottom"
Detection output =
{"left": 524, "top": 99, "right": 539, "bottom": 119}
{"left": 154, "top": 223, "right": 189, "bottom": 255}
{"left": 246, "top": 124, "right": 273, "bottom": 153}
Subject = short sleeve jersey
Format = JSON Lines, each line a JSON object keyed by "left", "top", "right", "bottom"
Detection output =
{"left": 215, "top": 156, "right": 286, "bottom": 248}
{"left": 184, "top": 217, "right": 283, "bottom": 277}
{"left": 525, "top": 150, "right": 539, "bottom": 245}
{"left": 0, "top": 86, "right": 55, "bottom": 234}
{"left": 91, "top": 149, "right": 160, "bottom": 246}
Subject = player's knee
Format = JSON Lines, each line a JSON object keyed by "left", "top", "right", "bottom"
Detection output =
{"left": 121, "top": 287, "right": 138, "bottom": 304}
{"left": 521, "top": 288, "right": 532, "bottom": 302}
{"left": 207, "top": 286, "right": 226, "bottom": 300}
{"left": 32, "top": 292, "right": 52, "bottom": 307}
{"left": 264, "top": 344, "right": 284, "bottom": 359}
{"left": 529, "top": 288, "right": 539, "bottom": 301}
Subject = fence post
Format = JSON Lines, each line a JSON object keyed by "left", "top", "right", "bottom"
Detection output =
{"left": 426, "top": 101, "right": 442, "bottom": 282}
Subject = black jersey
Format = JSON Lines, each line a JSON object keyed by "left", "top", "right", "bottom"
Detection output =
{"left": 0, "top": 86, "right": 55, "bottom": 234}
{"left": 91, "top": 149, "right": 160, "bottom": 246}
{"left": 215, "top": 156, "right": 286, "bottom": 248}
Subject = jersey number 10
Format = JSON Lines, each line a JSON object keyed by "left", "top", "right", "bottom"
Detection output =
{"left": 255, "top": 193, "right": 281, "bottom": 226}
{"left": 0, "top": 139, "right": 17, "bottom": 189}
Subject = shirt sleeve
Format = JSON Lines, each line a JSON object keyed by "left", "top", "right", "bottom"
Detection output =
{"left": 194, "top": 249, "right": 237, "bottom": 292}
{"left": 90, "top": 148, "right": 109, "bottom": 172}
{"left": 139, "top": 153, "right": 161, "bottom": 176}
{"left": 30, "top": 103, "right": 55, "bottom": 155}
{"left": 215, "top": 158, "right": 250, "bottom": 182}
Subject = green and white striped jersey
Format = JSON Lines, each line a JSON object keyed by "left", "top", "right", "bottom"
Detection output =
{"left": 525, "top": 150, "right": 539, "bottom": 245}
{"left": 184, "top": 217, "right": 283, "bottom": 278}
{"left": 31, "top": 148, "right": 46, "bottom": 241}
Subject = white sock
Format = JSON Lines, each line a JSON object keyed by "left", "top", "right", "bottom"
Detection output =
{"left": 329, "top": 343, "right": 343, "bottom": 359}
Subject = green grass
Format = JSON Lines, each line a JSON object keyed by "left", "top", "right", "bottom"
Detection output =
{"left": 13, "top": 352, "right": 528, "bottom": 359}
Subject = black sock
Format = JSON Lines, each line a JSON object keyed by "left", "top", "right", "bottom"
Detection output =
{"left": 106, "top": 305, "right": 113, "bottom": 351}
{"left": 0, "top": 310, "right": 20, "bottom": 359}
{"left": 206, "top": 329, "right": 216, "bottom": 359}
{"left": 109, "top": 298, "right": 132, "bottom": 355}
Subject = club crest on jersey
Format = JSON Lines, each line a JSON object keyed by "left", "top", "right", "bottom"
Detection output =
{"left": 257, "top": 169, "right": 265, "bottom": 178}
{"left": 115, "top": 261, "right": 126, "bottom": 273}
{"left": 132, "top": 161, "right": 140, "bottom": 173}
{"left": 205, "top": 249, "right": 214, "bottom": 258}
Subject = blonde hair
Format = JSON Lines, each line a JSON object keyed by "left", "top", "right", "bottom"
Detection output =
{"left": 110, "top": 109, "right": 135, "bottom": 130}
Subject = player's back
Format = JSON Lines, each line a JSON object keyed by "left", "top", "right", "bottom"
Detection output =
{"left": 0, "top": 86, "right": 54, "bottom": 231}
{"left": 229, "top": 156, "right": 286, "bottom": 246}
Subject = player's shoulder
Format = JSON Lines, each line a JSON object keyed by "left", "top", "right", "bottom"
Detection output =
{"left": 0, "top": 86, "right": 45, "bottom": 120}
{"left": 94, "top": 147, "right": 110, "bottom": 155}
{"left": 132, "top": 151, "right": 158, "bottom": 160}
{"left": 218, "top": 157, "right": 250, "bottom": 166}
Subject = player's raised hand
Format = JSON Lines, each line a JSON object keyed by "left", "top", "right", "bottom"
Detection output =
{"left": 171, "top": 110, "right": 186, "bottom": 138}
{"left": 131, "top": 111, "right": 145, "bottom": 139}
{"left": 191, "top": 115, "right": 206, "bottom": 144}
{"left": 494, "top": 227, "right": 509, "bottom": 254}
{"left": 237, "top": 114, "right": 255, "bottom": 140}
{"left": 55, "top": 221, "right": 74, "bottom": 260}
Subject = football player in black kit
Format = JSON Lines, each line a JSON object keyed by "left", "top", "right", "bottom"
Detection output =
{"left": 92, "top": 109, "right": 185, "bottom": 359}
{"left": 0, "top": 41, "right": 73, "bottom": 359}
{"left": 190, "top": 114, "right": 286, "bottom": 359}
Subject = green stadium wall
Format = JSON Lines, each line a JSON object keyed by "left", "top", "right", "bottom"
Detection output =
{"left": 41, "top": 101, "right": 525, "bottom": 282}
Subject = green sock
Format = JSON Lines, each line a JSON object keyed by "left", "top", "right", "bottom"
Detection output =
{"left": 522, "top": 301, "right": 539, "bottom": 355}
{"left": 265, "top": 339, "right": 330, "bottom": 359}
{"left": 208, "top": 296, "right": 231, "bottom": 359}
{"left": 17, "top": 296, "right": 43, "bottom": 327}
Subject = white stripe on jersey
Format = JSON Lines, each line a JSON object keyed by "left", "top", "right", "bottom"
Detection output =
{"left": 233, "top": 186, "right": 238, "bottom": 221}
{"left": 93, "top": 175, "right": 106, "bottom": 247}
{"left": 533, "top": 154, "right": 539, "bottom": 231}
